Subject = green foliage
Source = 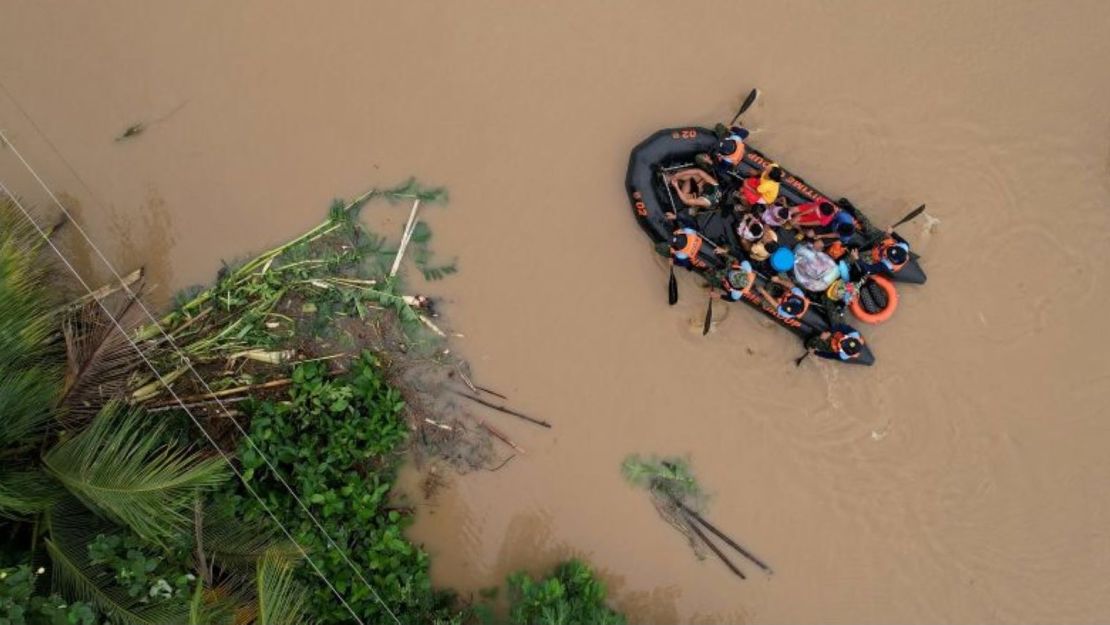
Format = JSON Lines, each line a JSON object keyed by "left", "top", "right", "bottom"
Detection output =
{"left": 621, "top": 454, "right": 703, "bottom": 507}
{"left": 44, "top": 500, "right": 190, "bottom": 625}
{"left": 0, "top": 565, "right": 97, "bottom": 625}
{"left": 409, "top": 223, "right": 458, "bottom": 282}
{"left": 253, "top": 551, "right": 312, "bottom": 625}
{"left": 86, "top": 535, "right": 193, "bottom": 603}
{"left": 42, "top": 404, "right": 230, "bottom": 546}
{"left": 0, "top": 199, "right": 63, "bottom": 456}
{"left": 223, "top": 353, "right": 461, "bottom": 625}
{"left": 507, "top": 560, "right": 625, "bottom": 625}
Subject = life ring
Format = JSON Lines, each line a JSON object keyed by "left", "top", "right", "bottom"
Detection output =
{"left": 850, "top": 274, "right": 898, "bottom": 324}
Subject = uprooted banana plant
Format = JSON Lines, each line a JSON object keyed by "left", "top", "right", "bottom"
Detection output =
{"left": 57, "top": 178, "right": 453, "bottom": 406}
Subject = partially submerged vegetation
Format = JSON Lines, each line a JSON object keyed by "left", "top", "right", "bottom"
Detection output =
{"left": 0, "top": 186, "right": 619, "bottom": 624}
{"left": 622, "top": 454, "right": 772, "bottom": 581}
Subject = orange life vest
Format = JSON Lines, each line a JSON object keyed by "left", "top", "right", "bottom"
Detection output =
{"left": 870, "top": 237, "right": 908, "bottom": 270}
{"left": 778, "top": 291, "right": 810, "bottom": 319}
{"left": 672, "top": 229, "right": 708, "bottom": 268}
{"left": 718, "top": 139, "right": 745, "bottom": 166}
{"left": 830, "top": 330, "right": 864, "bottom": 360}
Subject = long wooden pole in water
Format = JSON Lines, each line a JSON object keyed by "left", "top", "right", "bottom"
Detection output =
{"left": 681, "top": 509, "right": 746, "bottom": 580}
{"left": 675, "top": 500, "right": 774, "bottom": 574}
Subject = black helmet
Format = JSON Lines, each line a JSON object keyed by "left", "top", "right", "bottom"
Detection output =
{"left": 841, "top": 336, "right": 862, "bottom": 356}
{"left": 717, "top": 139, "right": 737, "bottom": 156}
{"left": 885, "top": 244, "right": 908, "bottom": 265}
{"left": 836, "top": 221, "right": 856, "bottom": 237}
{"left": 782, "top": 296, "right": 805, "bottom": 316}
{"left": 671, "top": 233, "right": 688, "bottom": 250}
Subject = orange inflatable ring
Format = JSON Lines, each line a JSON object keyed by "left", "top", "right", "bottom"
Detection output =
{"left": 850, "top": 274, "right": 898, "bottom": 324}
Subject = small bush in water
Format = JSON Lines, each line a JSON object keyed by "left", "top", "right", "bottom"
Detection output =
{"left": 507, "top": 560, "right": 625, "bottom": 625}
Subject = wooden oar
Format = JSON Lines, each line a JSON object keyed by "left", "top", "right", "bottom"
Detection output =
{"left": 729, "top": 88, "right": 760, "bottom": 126}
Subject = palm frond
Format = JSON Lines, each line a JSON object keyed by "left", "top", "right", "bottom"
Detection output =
{"left": 45, "top": 499, "right": 190, "bottom": 625}
{"left": 0, "top": 469, "right": 61, "bottom": 519}
{"left": 198, "top": 504, "right": 301, "bottom": 572}
{"left": 0, "top": 197, "right": 63, "bottom": 370}
{"left": 42, "top": 403, "right": 230, "bottom": 546}
{"left": 0, "top": 365, "right": 61, "bottom": 448}
{"left": 58, "top": 289, "right": 146, "bottom": 423}
{"left": 253, "top": 550, "right": 312, "bottom": 625}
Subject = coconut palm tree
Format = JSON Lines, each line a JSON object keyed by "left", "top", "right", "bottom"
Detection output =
{"left": 0, "top": 199, "right": 313, "bottom": 625}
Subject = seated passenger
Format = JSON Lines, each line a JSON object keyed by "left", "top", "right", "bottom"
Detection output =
{"left": 740, "top": 163, "right": 784, "bottom": 207}
{"left": 713, "top": 260, "right": 755, "bottom": 301}
{"left": 711, "top": 126, "right": 750, "bottom": 174}
{"left": 761, "top": 198, "right": 792, "bottom": 227}
{"left": 668, "top": 227, "right": 728, "bottom": 270}
{"left": 668, "top": 168, "right": 721, "bottom": 210}
{"left": 758, "top": 275, "right": 811, "bottom": 321}
{"left": 805, "top": 325, "right": 866, "bottom": 361}
{"left": 791, "top": 199, "right": 838, "bottom": 229}
{"left": 860, "top": 230, "right": 910, "bottom": 274}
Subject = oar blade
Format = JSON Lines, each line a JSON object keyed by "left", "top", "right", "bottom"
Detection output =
{"left": 729, "top": 88, "right": 760, "bottom": 125}
{"left": 738, "top": 88, "right": 759, "bottom": 117}
{"left": 892, "top": 204, "right": 926, "bottom": 229}
{"left": 702, "top": 297, "right": 713, "bottom": 335}
{"left": 668, "top": 266, "right": 678, "bottom": 305}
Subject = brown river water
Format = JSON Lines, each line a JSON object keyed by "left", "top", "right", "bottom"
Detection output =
{"left": 3, "top": 1, "right": 1110, "bottom": 622}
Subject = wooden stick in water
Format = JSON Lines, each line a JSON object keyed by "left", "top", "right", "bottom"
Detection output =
{"left": 452, "top": 390, "right": 552, "bottom": 429}
{"left": 681, "top": 510, "right": 746, "bottom": 580}
{"left": 675, "top": 500, "right": 773, "bottom": 574}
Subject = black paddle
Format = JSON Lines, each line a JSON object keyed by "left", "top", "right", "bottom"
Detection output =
{"left": 668, "top": 264, "right": 678, "bottom": 305}
{"left": 864, "top": 204, "right": 926, "bottom": 248}
{"left": 702, "top": 294, "right": 713, "bottom": 335}
{"left": 794, "top": 350, "right": 810, "bottom": 367}
{"left": 729, "top": 88, "right": 760, "bottom": 127}
{"left": 890, "top": 203, "right": 926, "bottom": 230}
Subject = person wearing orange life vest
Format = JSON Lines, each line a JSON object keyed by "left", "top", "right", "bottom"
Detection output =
{"left": 740, "top": 163, "right": 784, "bottom": 207}
{"left": 805, "top": 324, "right": 865, "bottom": 361}
{"left": 666, "top": 223, "right": 728, "bottom": 270}
{"left": 708, "top": 125, "right": 750, "bottom": 176}
{"left": 757, "top": 275, "right": 811, "bottom": 320}
{"left": 860, "top": 228, "right": 910, "bottom": 274}
{"left": 712, "top": 260, "right": 755, "bottom": 302}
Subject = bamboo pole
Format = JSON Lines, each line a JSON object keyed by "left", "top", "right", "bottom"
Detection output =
{"left": 681, "top": 510, "right": 746, "bottom": 580}
{"left": 389, "top": 199, "right": 421, "bottom": 278}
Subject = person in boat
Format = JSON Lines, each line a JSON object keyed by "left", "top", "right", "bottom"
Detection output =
{"left": 666, "top": 220, "right": 729, "bottom": 270}
{"left": 805, "top": 325, "right": 865, "bottom": 362}
{"left": 668, "top": 168, "right": 721, "bottom": 210}
{"left": 713, "top": 259, "right": 755, "bottom": 302}
{"left": 806, "top": 212, "right": 857, "bottom": 260}
{"left": 761, "top": 198, "right": 792, "bottom": 228}
{"left": 860, "top": 228, "right": 910, "bottom": 275}
{"left": 757, "top": 275, "right": 811, "bottom": 320}
{"left": 704, "top": 125, "right": 750, "bottom": 175}
{"left": 736, "top": 213, "right": 779, "bottom": 262}
{"left": 822, "top": 278, "right": 857, "bottom": 325}
{"left": 791, "top": 199, "right": 839, "bottom": 229}
{"left": 740, "top": 163, "right": 783, "bottom": 207}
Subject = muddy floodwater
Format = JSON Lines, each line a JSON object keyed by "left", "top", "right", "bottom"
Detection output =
{"left": 4, "top": 1, "right": 1110, "bottom": 622}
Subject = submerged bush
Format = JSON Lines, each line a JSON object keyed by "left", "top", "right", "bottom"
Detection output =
{"left": 223, "top": 353, "right": 461, "bottom": 625}
{"left": 507, "top": 560, "right": 625, "bottom": 625}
